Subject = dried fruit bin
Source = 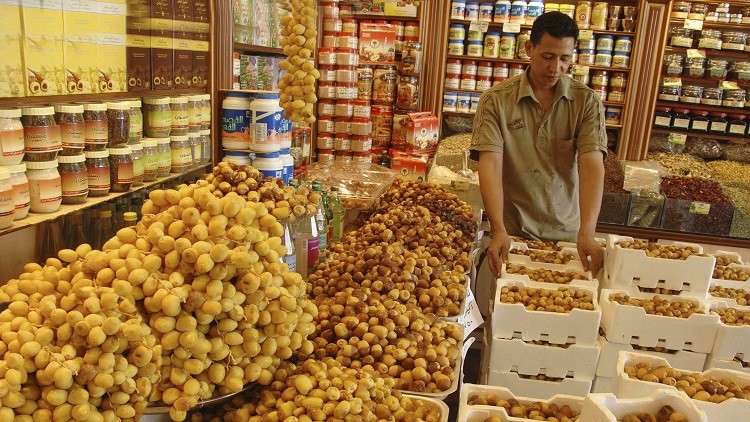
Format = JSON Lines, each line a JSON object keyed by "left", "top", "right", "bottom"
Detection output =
{"left": 458, "top": 383, "right": 584, "bottom": 422}
{"left": 501, "top": 262, "right": 598, "bottom": 290}
{"left": 731, "top": 207, "right": 750, "bottom": 239}
{"left": 710, "top": 279, "right": 750, "bottom": 304}
{"left": 626, "top": 191, "right": 664, "bottom": 228}
{"left": 507, "top": 246, "right": 586, "bottom": 272}
{"left": 615, "top": 351, "right": 750, "bottom": 421}
{"left": 599, "top": 289, "right": 719, "bottom": 353}
{"left": 491, "top": 279, "right": 601, "bottom": 346}
{"left": 599, "top": 191, "right": 631, "bottom": 225}
{"left": 604, "top": 235, "right": 714, "bottom": 297}
{"left": 579, "top": 390, "right": 708, "bottom": 422}
{"left": 660, "top": 197, "right": 734, "bottom": 236}
{"left": 486, "top": 370, "right": 593, "bottom": 399}
{"left": 710, "top": 301, "right": 750, "bottom": 365}
{"left": 440, "top": 275, "right": 470, "bottom": 323}
{"left": 596, "top": 336, "right": 707, "bottom": 379}
{"left": 489, "top": 337, "right": 600, "bottom": 380}
{"left": 407, "top": 395, "right": 450, "bottom": 422}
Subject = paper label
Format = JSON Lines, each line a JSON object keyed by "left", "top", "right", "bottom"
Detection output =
{"left": 579, "top": 29, "right": 594, "bottom": 40}
{"left": 460, "top": 287, "right": 484, "bottom": 340}
{"left": 668, "top": 133, "right": 687, "bottom": 145}
{"left": 572, "top": 65, "right": 590, "bottom": 76}
{"left": 689, "top": 201, "right": 711, "bottom": 215}
{"left": 502, "top": 22, "right": 521, "bottom": 33}
{"left": 686, "top": 48, "right": 706, "bottom": 58}
{"left": 663, "top": 77, "right": 682, "bottom": 87}
{"left": 654, "top": 116, "right": 672, "bottom": 126}
{"left": 684, "top": 19, "right": 704, "bottom": 30}
{"left": 469, "top": 21, "right": 489, "bottom": 33}
{"left": 722, "top": 80, "right": 740, "bottom": 90}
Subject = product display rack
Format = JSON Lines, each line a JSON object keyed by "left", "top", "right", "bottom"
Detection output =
{"left": 450, "top": 18, "right": 638, "bottom": 37}
{"left": 233, "top": 43, "right": 286, "bottom": 56}
{"left": 651, "top": 126, "right": 748, "bottom": 143}
{"left": 598, "top": 222, "right": 750, "bottom": 248}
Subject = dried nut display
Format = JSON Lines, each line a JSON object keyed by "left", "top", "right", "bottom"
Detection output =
{"left": 311, "top": 288, "right": 462, "bottom": 393}
{"left": 713, "top": 265, "right": 750, "bottom": 281}
{"left": 279, "top": 0, "right": 319, "bottom": 123}
{"left": 437, "top": 133, "right": 472, "bottom": 155}
{"left": 714, "top": 307, "right": 750, "bottom": 326}
{"left": 715, "top": 255, "right": 741, "bottom": 267}
{"left": 511, "top": 237, "right": 561, "bottom": 251}
{"left": 616, "top": 240, "right": 701, "bottom": 260}
{"left": 190, "top": 358, "right": 443, "bottom": 422}
{"left": 619, "top": 406, "right": 688, "bottom": 422}
{"left": 624, "top": 362, "right": 750, "bottom": 402}
{"left": 505, "top": 263, "right": 588, "bottom": 284}
{"left": 709, "top": 286, "right": 750, "bottom": 306}
{"left": 608, "top": 293, "right": 702, "bottom": 319}
{"left": 509, "top": 248, "right": 577, "bottom": 265}
{"left": 379, "top": 179, "right": 477, "bottom": 239}
{"left": 468, "top": 394, "right": 580, "bottom": 421}
{"left": 203, "top": 162, "right": 320, "bottom": 220}
{"left": 499, "top": 286, "right": 595, "bottom": 313}
{"left": 647, "top": 152, "right": 714, "bottom": 180}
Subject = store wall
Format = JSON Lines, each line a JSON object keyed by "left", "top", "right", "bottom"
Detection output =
{"left": 0, "top": 227, "right": 35, "bottom": 282}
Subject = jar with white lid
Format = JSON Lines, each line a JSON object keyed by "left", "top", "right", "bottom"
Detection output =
{"left": 57, "top": 154, "right": 88, "bottom": 204}
{"left": 253, "top": 151, "right": 283, "bottom": 179}
{"left": 0, "top": 167, "right": 13, "bottom": 228}
{"left": 188, "top": 131, "right": 201, "bottom": 164}
{"left": 156, "top": 138, "right": 172, "bottom": 177}
{"left": 141, "top": 139, "right": 159, "bottom": 182}
{"left": 22, "top": 106, "right": 61, "bottom": 162}
{"left": 170, "top": 96, "right": 190, "bottom": 136}
{"left": 109, "top": 146, "right": 133, "bottom": 192}
{"left": 54, "top": 104, "right": 85, "bottom": 155}
{"left": 6, "top": 163, "right": 29, "bottom": 219}
{"left": 83, "top": 103, "right": 108, "bottom": 150}
{"left": 128, "top": 99, "right": 143, "bottom": 144}
{"left": 0, "top": 109, "right": 25, "bottom": 166}
{"left": 143, "top": 97, "right": 172, "bottom": 137}
{"left": 171, "top": 135, "right": 192, "bottom": 173}
{"left": 199, "top": 94, "right": 211, "bottom": 130}
{"left": 85, "top": 150, "right": 110, "bottom": 196}
{"left": 200, "top": 130, "right": 211, "bottom": 163}
{"left": 130, "top": 143, "right": 144, "bottom": 186}
{"left": 187, "top": 95, "right": 202, "bottom": 131}
{"left": 279, "top": 148, "right": 294, "bottom": 185}
{"left": 25, "top": 159, "right": 62, "bottom": 213}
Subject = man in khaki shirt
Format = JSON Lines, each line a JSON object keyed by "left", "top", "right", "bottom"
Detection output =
{"left": 471, "top": 12, "right": 606, "bottom": 275}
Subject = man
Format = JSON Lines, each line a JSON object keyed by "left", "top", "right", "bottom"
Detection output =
{"left": 471, "top": 12, "right": 606, "bottom": 276}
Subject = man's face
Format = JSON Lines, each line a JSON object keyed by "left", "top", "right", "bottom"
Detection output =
{"left": 525, "top": 33, "right": 575, "bottom": 89}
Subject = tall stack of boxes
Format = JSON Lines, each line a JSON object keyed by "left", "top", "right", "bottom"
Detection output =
{"left": 0, "top": 0, "right": 25, "bottom": 97}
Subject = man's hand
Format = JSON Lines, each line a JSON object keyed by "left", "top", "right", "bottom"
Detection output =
{"left": 577, "top": 232, "right": 604, "bottom": 275}
{"left": 487, "top": 230, "right": 512, "bottom": 277}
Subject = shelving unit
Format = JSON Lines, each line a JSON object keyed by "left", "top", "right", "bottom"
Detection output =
{"left": 651, "top": 127, "right": 749, "bottom": 143}
{"left": 670, "top": 18, "right": 750, "bottom": 32}
{"left": 665, "top": 45, "right": 750, "bottom": 60}
{"left": 444, "top": 110, "right": 624, "bottom": 129}
{"left": 0, "top": 88, "right": 209, "bottom": 108}
{"left": 449, "top": 18, "right": 637, "bottom": 37}
{"left": 233, "top": 43, "right": 286, "bottom": 56}
{"left": 352, "top": 13, "right": 419, "bottom": 21}
{"left": 654, "top": 100, "right": 748, "bottom": 116}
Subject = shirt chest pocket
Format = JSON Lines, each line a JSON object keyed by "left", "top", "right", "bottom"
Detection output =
{"left": 551, "top": 137, "right": 577, "bottom": 173}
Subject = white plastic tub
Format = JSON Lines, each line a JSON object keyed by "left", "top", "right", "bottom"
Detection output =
{"left": 489, "top": 337, "right": 600, "bottom": 380}
{"left": 596, "top": 336, "right": 706, "bottom": 378}
{"left": 458, "top": 383, "right": 584, "bottom": 422}
{"left": 579, "top": 390, "right": 708, "bottom": 422}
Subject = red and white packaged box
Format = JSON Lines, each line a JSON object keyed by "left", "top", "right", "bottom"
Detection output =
{"left": 359, "top": 22, "right": 397, "bottom": 64}
{"left": 403, "top": 112, "right": 439, "bottom": 151}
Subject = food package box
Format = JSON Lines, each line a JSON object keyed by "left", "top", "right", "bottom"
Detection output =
{"left": 596, "top": 336, "right": 707, "bottom": 378}
{"left": 489, "top": 338, "right": 600, "bottom": 380}
{"left": 406, "top": 395, "right": 449, "bottom": 422}
{"left": 403, "top": 112, "right": 439, "bottom": 152}
{"left": 0, "top": 0, "right": 25, "bottom": 97}
{"left": 492, "top": 278, "right": 601, "bottom": 346}
{"left": 592, "top": 376, "right": 616, "bottom": 393}
{"left": 604, "top": 234, "right": 714, "bottom": 298}
{"left": 599, "top": 288, "right": 719, "bottom": 353}
{"left": 389, "top": 148, "right": 429, "bottom": 182}
{"left": 709, "top": 278, "right": 750, "bottom": 304}
{"left": 126, "top": 10, "right": 151, "bottom": 91}
{"left": 383, "top": 0, "right": 418, "bottom": 17}
{"left": 359, "top": 22, "right": 396, "bottom": 64}
{"left": 615, "top": 351, "right": 750, "bottom": 421}
{"left": 501, "top": 261, "right": 598, "bottom": 290}
{"left": 579, "top": 390, "right": 708, "bottom": 422}
{"left": 709, "top": 301, "right": 750, "bottom": 364}
{"left": 95, "top": 0, "right": 127, "bottom": 93}
{"left": 21, "top": 0, "right": 65, "bottom": 96}
{"left": 486, "top": 371, "right": 592, "bottom": 399}
{"left": 508, "top": 244, "right": 586, "bottom": 273}
{"left": 239, "top": 55, "right": 280, "bottom": 91}
{"left": 458, "top": 383, "right": 584, "bottom": 422}
{"left": 705, "top": 354, "right": 750, "bottom": 375}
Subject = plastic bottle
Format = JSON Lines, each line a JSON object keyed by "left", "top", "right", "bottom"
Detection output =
{"left": 249, "top": 93, "right": 284, "bottom": 153}
{"left": 312, "top": 182, "right": 328, "bottom": 256}
{"left": 253, "top": 151, "right": 283, "bottom": 180}
{"left": 221, "top": 92, "right": 251, "bottom": 150}
{"left": 328, "top": 186, "right": 345, "bottom": 242}
{"left": 279, "top": 148, "right": 294, "bottom": 185}
{"left": 292, "top": 212, "right": 319, "bottom": 279}
{"left": 282, "top": 220, "right": 296, "bottom": 272}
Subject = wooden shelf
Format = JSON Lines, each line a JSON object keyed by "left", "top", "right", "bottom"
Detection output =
{"left": 666, "top": 75, "right": 750, "bottom": 90}
{"left": 651, "top": 127, "right": 749, "bottom": 143}
{"left": 0, "top": 163, "right": 211, "bottom": 237}
{"left": 449, "top": 19, "right": 637, "bottom": 37}
{"left": 603, "top": 101, "right": 625, "bottom": 107}
{"left": 219, "top": 89, "right": 279, "bottom": 94}
{"left": 351, "top": 13, "right": 419, "bottom": 21}
{"left": 665, "top": 45, "right": 750, "bottom": 60}
{"left": 233, "top": 43, "right": 285, "bottom": 56}
{"left": 0, "top": 88, "right": 208, "bottom": 108}
{"left": 670, "top": 18, "right": 750, "bottom": 32}
{"left": 442, "top": 88, "right": 627, "bottom": 108}
{"left": 655, "top": 99, "right": 749, "bottom": 115}
{"left": 445, "top": 55, "right": 630, "bottom": 72}
{"left": 598, "top": 223, "right": 750, "bottom": 248}
{"left": 444, "top": 110, "right": 623, "bottom": 129}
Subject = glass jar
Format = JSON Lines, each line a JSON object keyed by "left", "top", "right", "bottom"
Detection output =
{"left": 0, "top": 168, "right": 13, "bottom": 228}
{"left": 188, "top": 95, "right": 202, "bottom": 132}
{"left": 709, "top": 112, "right": 728, "bottom": 133}
{"left": 592, "top": 70, "right": 609, "bottom": 87}
{"left": 608, "top": 88, "right": 625, "bottom": 102}
{"left": 723, "top": 31, "right": 747, "bottom": 51}
{"left": 516, "top": 31, "right": 531, "bottom": 60}
{"left": 83, "top": 103, "right": 108, "bottom": 150}
{"left": 22, "top": 106, "right": 61, "bottom": 162}
{"left": 25, "top": 159, "right": 62, "bottom": 213}
{"left": 156, "top": 138, "right": 172, "bottom": 177}
{"left": 170, "top": 135, "right": 192, "bottom": 173}
{"left": 499, "top": 33, "right": 515, "bottom": 59}
{"left": 680, "top": 85, "right": 704, "bottom": 104}
{"left": 57, "top": 154, "right": 88, "bottom": 204}
{"left": 736, "top": 61, "right": 750, "bottom": 81}
{"left": 141, "top": 139, "right": 159, "bottom": 182}
{"left": 670, "top": 28, "right": 694, "bottom": 48}
{"left": 188, "top": 131, "right": 201, "bottom": 164}
{"left": 591, "top": 2, "right": 608, "bottom": 30}
{"left": 690, "top": 111, "right": 710, "bottom": 132}
{"left": 723, "top": 89, "right": 747, "bottom": 108}
{"left": 596, "top": 35, "right": 614, "bottom": 51}
{"left": 199, "top": 94, "right": 211, "bottom": 130}
{"left": 663, "top": 54, "right": 684, "bottom": 76}
{"left": 467, "top": 40, "right": 483, "bottom": 57}
{"left": 654, "top": 107, "right": 673, "bottom": 127}
{"left": 595, "top": 50, "right": 612, "bottom": 67}
{"left": 0, "top": 109, "right": 25, "bottom": 166}
{"left": 610, "top": 72, "right": 627, "bottom": 89}
{"left": 449, "top": 23, "right": 465, "bottom": 41}
{"left": 672, "top": 108, "right": 691, "bottom": 129}
{"left": 106, "top": 102, "right": 130, "bottom": 148}
{"left": 7, "top": 163, "right": 29, "bottom": 220}
{"left": 84, "top": 150, "right": 110, "bottom": 196}
{"left": 702, "top": 87, "right": 723, "bottom": 106}
{"left": 728, "top": 114, "right": 748, "bottom": 135}
{"left": 372, "top": 66, "right": 397, "bottom": 105}
{"left": 54, "top": 104, "right": 85, "bottom": 155}
{"left": 200, "top": 130, "right": 211, "bottom": 163}
{"left": 671, "top": 1, "right": 691, "bottom": 19}
{"left": 578, "top": 38, "right": 596, "bottom": 50}
{"left": 688, "top": 3, "right": 708, "bottom": 20}
{"left": 484, "top": 31, "right": 501, "bottom": 58}
{"left": 130, "top": 143, "right": 144, "bottom": 187}
{"left": 578, "top": 49, "right": 596, "bottom": 65}
{"left": 612, "top": 53, "right": 630, "bottom": 69}
{"left": 109, "top": 146, "right": 133, "bottom": 192}
{"left": 698, "top": 29, "right": 723, "bottom": 50}
{"left": 143, "top": 97, "right": 172, "bottom": 138}
{"left": 170, "top": 97, "right": 189, "bottom": 136}
{"left": 684, "top": 56, "right": 706, "bottom": 77}
{"left": 128, "top": 99, "right": 143, "bottom": 145}
{"left": 658, "top": 85, "right": 681, "bottom": 102}
{"left": 614, "top": 36, "right": 632, "bottom": 53}
{"left": 707, "top": 58, "right": 729, "bottom": 79}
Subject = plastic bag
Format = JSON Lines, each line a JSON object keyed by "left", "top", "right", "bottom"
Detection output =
{"left": 622, "top": 161, "right": 663, "bottom": 193}
{"left": 685, "top": 137, "right": 723, "bottom": 160}
{"left": 723, "top": 144, "right": 750, "bottom": 163}
{"left": 648, "top": 132, "right": 686, "bottom": 154}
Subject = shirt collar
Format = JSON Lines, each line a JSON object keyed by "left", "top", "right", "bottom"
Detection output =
{"left": 516, "top": 70, "right": 574, "bottom": 104}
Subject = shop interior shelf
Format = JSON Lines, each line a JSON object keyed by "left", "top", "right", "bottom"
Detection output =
{"left": 443, "top": 110, "right": 623, "bottom": 128}
{"left": 0, "top": 88, "right": 209, "bottom": 108}
{"left": 0, "top": 163, "right": 212, "bottom": 238}
{"left": 446, "top": 55, "right": 630, "bottom": 72}
{"left": 651, "top": 127, "right": 750, "bottom": 143}
{"left": 598, "top": 223, "right": 750, "bottom": 248}
{"left": 351, "top": 13, "right": 419, "bottom": 21}
{"left": 449, "top": 19, "right": 637, "bottom": 37}
{"left": 443, "top": 88, "right": 626, "bottom": 109}
{"left": 665, "top": 45, "right": 750, "bottom": 60}
{"left": 233, "top": 43, "right": 285, "bottom": 56}
{"left": 655, "top": 99, "right": 748, "bottom": 115}
{"left": 670, "top": 18, "right": 750, "bottom": 32}
{"left": 665, "top": 74, "right": 750, "bottom": 91}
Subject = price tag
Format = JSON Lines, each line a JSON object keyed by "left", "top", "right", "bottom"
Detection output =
{"left": 470, "top": 21, "right": 489, "bottom": 33}
{"left": 668, "top": 133, "right": 687, "bottom": 145}
{"left": 690, "top": 201, "right": 711, "bottom": 215}
{"left": 503, "top": 22, "right": 521, "bottom": 33}
{"left": 684, "top": 19, "right": 704, "bottom": 30}
{"left": 460, "top": 288, "right": 485, "bottom": 340}
{"left": 663, "top": 77, "right": 683, "bottom": 87}
{"left": 686, "top": 49, "right": 706, "bottom": 59}
{"left": 572, "top": 65, "right": 590, "bottom": 76}
{"left": 722, "top": 80, "right": 740, "bottom": 90}
{"left": 579, "top": 29, "right": 594, "bottom": 40}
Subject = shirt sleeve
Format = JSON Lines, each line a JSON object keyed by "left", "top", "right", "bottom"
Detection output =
{"left": 575, "top": 92, "right": 608, "bottom": 156}
{"left": 469, "top": 92, "right": 504, "bottom": 161}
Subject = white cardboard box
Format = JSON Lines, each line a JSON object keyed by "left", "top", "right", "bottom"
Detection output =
{"left": 615, "top": 351, "right": 750, "bottom": 421}
{"left": 489, "top": 337, "right": 599, "bottom": 380}
{"left": 710, "top": 279, "right": 750, "bottom": 305}
{"left": 579, "top": 390, "right": 707, "bottom": 422}
{"left": 409, "top": 395, "right": 449, "bottom": 422}
{"left": 706, "top": 355, "right": 750, "bottom": 375}
{"left": 710, "top": 301, "right": 750, "bottom": 364}
{"left": 604, "top": 235, "right": 714, "bottom": 298}
{"left": 596, "top": 336, "right": 707, "bottom": 378}
{"left": 592, "top": 376, "right": 616, "bottom": 394}
{"left": 600, "top": 288, "right": 719, "bottom": 353}
{"left": 486, "top": 371, "right": 592, "bottom": 399}
{"left": 492, "top": 278, "right": 601, "bottom": 346}
{"left": 501, "top": 262, "right": 598, "bottom": 290}
{"left": 458, "top": 383, "right": 584, "bottom": 422}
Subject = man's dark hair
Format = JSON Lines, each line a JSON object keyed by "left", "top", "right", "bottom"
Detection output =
{"left": 530, "top": 12, "right": 579, "bottom": 45}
